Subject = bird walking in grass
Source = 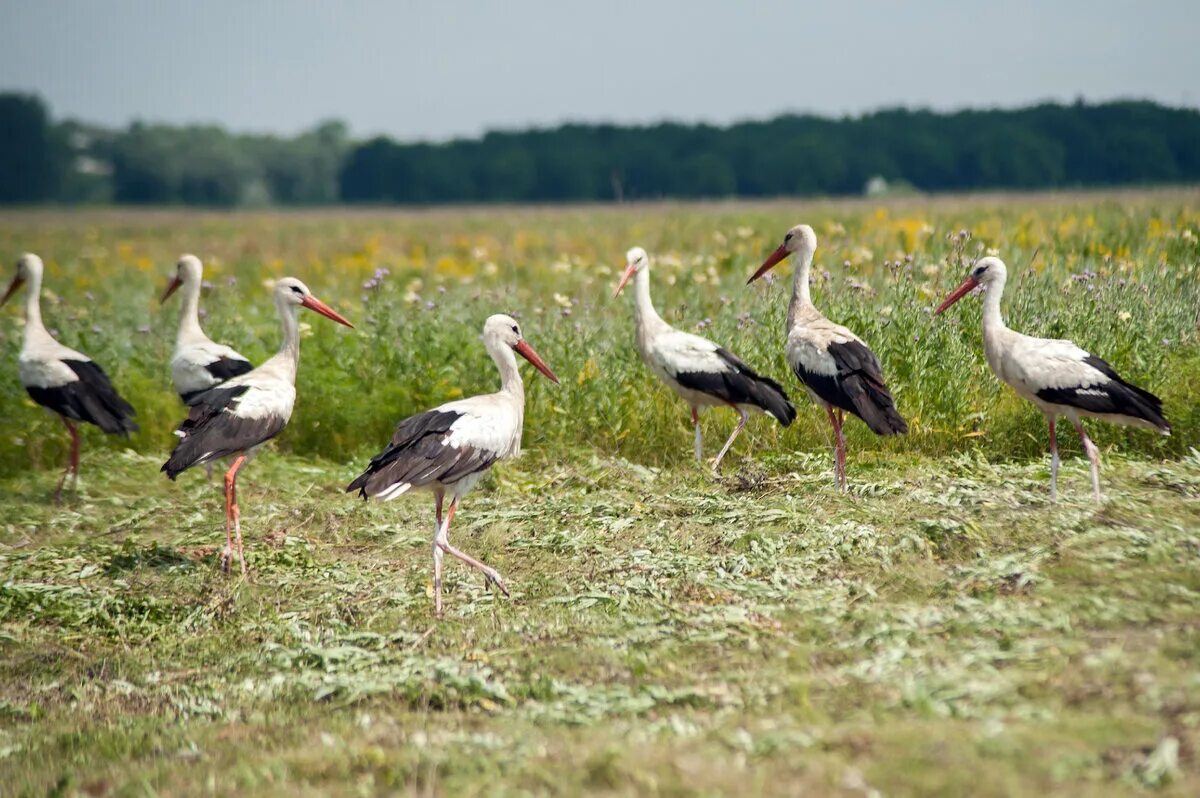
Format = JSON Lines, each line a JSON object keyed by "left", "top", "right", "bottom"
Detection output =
{"left": 613, "top": 247, "right": 795, "bottom": 471}
{"left": 749, "top": 225, "right": 907, "bottom": 491}
{"left": 935, "top": 256, "right": 1170, "bottom": 501}
{"left": 162, "top": 277, "right": 354, "bottom": 573}
{"left": 162, "top": 254, "right": 254, "bottom": 404}
{"left": 346, "top": 314, "right": 559, "bottom": 617}
{"left": 2, "top": 253, "right": 138, "bottom": 501}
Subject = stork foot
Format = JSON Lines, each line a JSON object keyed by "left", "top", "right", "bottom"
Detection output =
{"left": 483, "top": 569, "right": 510, "bottom": 598}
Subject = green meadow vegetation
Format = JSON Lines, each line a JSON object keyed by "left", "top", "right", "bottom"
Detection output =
{"left": 1, "top": 191, "right": 1199, "bottom": 795}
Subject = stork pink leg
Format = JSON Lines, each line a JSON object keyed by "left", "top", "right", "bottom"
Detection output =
{"left": 222, "top": 455, "right": 248, "bottom": 574}
{"left": 1048, "top": 416, "right": 1059, "bottom": 503}
{"left": 433, "top": 490, "right": 445, "bottom": 617}
{"left": 53, "top": 417, "right": 80, "bottom": 503}
{"left": 712, "top": 408, "right": 749, "bottom": 472}
{"left": 834, "top": 409, "right": 847, "bottom": 491}
{"left": 1071, "top": 419, "right": 1102, "bottom": 501}
{"left": 435, "top": 499, "right": 509, "bottom": 602}
{"left": 691, "top": 406, "right": 703, "bottom": 463}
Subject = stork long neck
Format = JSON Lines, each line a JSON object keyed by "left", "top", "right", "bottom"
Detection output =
{"left": 176, "top": 276, "right": 205, "bottom": 342}
{"left": 21, "top": 269, "right": 53, "bottom": 348}
{"left": 632, "top": 268, "right": 666, "bottom": 334}
{"left": 490, "top": 339, "right": 524, "bottom": 398}
{"left": 787, "top": 247, "right": 815, "bottom": 330}
{"left": 981, "top": 275, "right": 1007, "bottom": 333}
{"left": 266, "top": 294, "right": 301, "bottom": 382}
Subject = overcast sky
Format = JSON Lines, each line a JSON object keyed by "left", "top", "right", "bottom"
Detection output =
{"left": 2, "top": 1, "right": 1196, "bottom": 141}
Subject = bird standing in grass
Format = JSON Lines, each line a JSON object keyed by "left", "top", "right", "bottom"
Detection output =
{"left": 750, "top": 225, "right": 907, "bottom": 491}
{"left": 2, "top": 253, "right": 138, "bottom": 501}
{"left": 162, "top": 254, "right": 254, "bottom": 404}
{"left": 347, "top": 314, "right": 559, "bottom": 617}
{"left": 613, "top": 247, "right": 795, "bottom": 471}
{"left": 162, "top": 277, "right": 353, "bottom": 572}
{"left": 936, "top": 256, "right": 1170, "bottom": 501}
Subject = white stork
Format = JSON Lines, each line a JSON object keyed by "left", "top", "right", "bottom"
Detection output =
{"left": 162, "top": 254, "right": 254, "bottom": 404}
{"left": 749, "top": 225, "right": 907, "bottom": 490}
{"left": 346, "top": 314, "right": 559, "bottom": 617}
{"left": 936, "top": 256, "right": 1170, "bottom": 501}
{"left": 2, "top": 253, "right": 139, "bottom": 501}
{"left": 162, "top": 277, "right": 354, "bottom": 572}
{"left": 613, "top": 247, "right": 796, "bottom": 471}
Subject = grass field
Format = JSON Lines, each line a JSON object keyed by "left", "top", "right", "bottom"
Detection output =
{"left": 1, "top": 192, "right": 1199, "bottom": 795}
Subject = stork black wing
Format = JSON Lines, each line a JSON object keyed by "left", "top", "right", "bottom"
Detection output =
{"left": 161, "top": 385, "right": 287, "bottom": 479}
{"left": 346, "top": 409, "right": 498, "bottom": 499}
{"left": 26, "top": 359, "right": 139, "bottom": 435}
{"left": 1036, "top": 355, "right": 1170, "bottom": 431}
{"left": 673, "top": 348, "right": 796, "bottom": 426}
{"left": 203, "top": 355, "right": 254, "bottom": 383}
{"left": 795, "top": 341, "right": 907, "bottom": 436}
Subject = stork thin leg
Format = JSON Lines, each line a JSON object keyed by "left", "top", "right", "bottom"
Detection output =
{"left": 432, "top": 490, "right": 445, "bottom": 617}
{"left": 53, "top": 418, "right": 80, "bottom": 503}
{"left": 1048, "top": 416, "right": 1059, "bottom": 503}
{"left": 712, "top": 408, "right": 749, "bottom": 472}
{"left": 1071, "top": 419, "right": 1102, "bottom": 501}
{"left": 691, "top": 406, "right": 703, "bottom": 463}
{"left": 825, "top": 406, "right": 847, "bottom": 492}
{"left": 435, "top": 499, "right": 510, "bottom": 601}
{"left": 834, "top": 409, "right": 847, "bottom": 492}
{"left": 204, "top": 461, "right": 214, "bottom": 484}
{"left": 221, "top": 455, "right": 248, "bottom": 574}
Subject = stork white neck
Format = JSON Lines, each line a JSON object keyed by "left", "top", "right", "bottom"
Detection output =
{"left": 787, "top": 241, "right": 815, "bottom": 329}
{"left": 175, "top": 270, "right": 206, "bottom": 343}
{"left": 17, "top": 260, "right": 57, "bottom": 351}
{"left": 631, "top": 266, "right": 667, "bottom": 333}
{"left": 255, "top": 288, "right": 302, "bottom": 384}
{"left": 981, "top": 269, "right": 1008, "bottom": 333}
{"left": 485, "top": 334, "right": 524, "bottom": 397}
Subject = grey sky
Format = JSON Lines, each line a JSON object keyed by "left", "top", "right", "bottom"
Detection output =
{"left": 2, "top": 1, "right": 1196, "bottom": 141}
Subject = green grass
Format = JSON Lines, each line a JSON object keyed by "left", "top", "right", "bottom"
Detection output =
{"left": 1, "top": 190, "right": 1198, "bottom": 476}
{"left": 1, "top": 194, "right": 1199, "bottom": 794}
{"left": 2, "top": 448, "right": 1199, "bottom": 795}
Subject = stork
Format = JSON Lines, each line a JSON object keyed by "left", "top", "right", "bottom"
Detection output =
{"left": 2, "top": 253, "right": 139, "bottom": 501}
{"left": 346, "top": 314, "right": 559, "bottom": 616}
{"left": 749, "top": 225, "right": 907, "bottom": 490}
{"left": 935, "top": 256, "right": 1170, "bottom": 501}
{"left": 162, "top": 277, "right": 353, "bottom": 572}
{"left": 613, "top": 247, "right": 795, "bottom": 471}
{"left": 162, "top": 254, "right": 254, "bottom": 404}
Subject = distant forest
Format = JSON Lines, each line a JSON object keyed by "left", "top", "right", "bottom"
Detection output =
{"left": 2, "top": 92, "right": 1199, "bottom": 206}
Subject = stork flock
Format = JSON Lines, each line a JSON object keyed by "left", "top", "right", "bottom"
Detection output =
{"left": 3, "top": 228, "right": 1172, "bottom": 614}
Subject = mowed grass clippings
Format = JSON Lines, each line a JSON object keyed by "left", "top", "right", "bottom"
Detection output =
{"left": 0, "top": 193, "right": 1197, "bottom": 795}
{"left": 1, "top": 451, "right": 1198, "bottom": 795}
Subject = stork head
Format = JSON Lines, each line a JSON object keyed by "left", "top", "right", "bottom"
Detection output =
{"left": 161, "top": 254, "right": 203, "bottom": 303}
{"left": 612, "top": 246, "right": 649, "bottom": 298}
{"left": 1, "top": 253, "right": 43, "bottom": 306}
{"left": 484, "top": 313, "right": 559, "bottom": 384}
{"left": 275, "top": 276, "right": 354, "bottom": 328}
{"left": 749, "top": 224, "right": 817, "bottom": 284}
{"left": 935, "top": 256, "right": 1007, "bottom": 314}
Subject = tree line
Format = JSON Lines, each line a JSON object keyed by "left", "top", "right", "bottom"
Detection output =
{"left": 2, "top": 92, "right": 1199, "bottom": 207}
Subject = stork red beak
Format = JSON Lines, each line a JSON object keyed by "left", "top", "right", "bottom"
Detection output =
{"left": 1, "top": 274, "right": 25, "bottom": 307}
{"left": 514, "top": 339, "right": 560, "bottom": 384}
{"left": 301, "top": 295, "right": 355, "bottom": 328}
{"left": 748, "top": 243, "right": 790, "bottom": 284}
{"left": 612, "top": 263, "right": 637, "bottom": 298}
{"left": 160, "top": 274, "right": 183, "bottom": 304}
{"left": 935, "top": 276, "right": 980, "bottom": 315}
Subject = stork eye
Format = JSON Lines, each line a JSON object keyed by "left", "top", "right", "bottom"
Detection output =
{"left": 785, "top": 232, "right": 793, "bottom": 242}
{"left": 511, "top": 325, "right": 519, "bottom": 334}
{"left": 290, "top": 285, "right": 303, "bottom": 294}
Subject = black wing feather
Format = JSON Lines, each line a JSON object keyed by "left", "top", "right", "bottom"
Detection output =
{"left": 673, "top": 348, "right": 796, "bottom": 426}
{"left": 1036, "top": 355, "right": 1170, "bottom": 431}
{"left": 797, "top": 341, "right": 907, "bottom": 436}
{"left": 26, "top": 359, "right": 139, "bottom": 435}
{"left": 161, "top": 385, "right": 286, "bottom": 479}
{"left": 346, "top": 409, "right": 498, "bottom": 499}
{"left": 203, "top": 355, "right": 254, "bottom": 383}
